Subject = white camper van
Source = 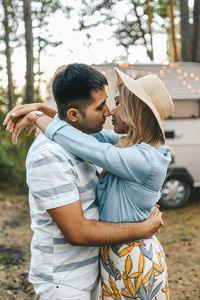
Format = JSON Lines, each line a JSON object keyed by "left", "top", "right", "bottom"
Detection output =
{"left": 160, "top": 98, "right": 200, "bottom": 208}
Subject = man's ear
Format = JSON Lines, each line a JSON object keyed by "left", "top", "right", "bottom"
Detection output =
{"left": 67, "top": 108, "right": 81, "bottom": 122}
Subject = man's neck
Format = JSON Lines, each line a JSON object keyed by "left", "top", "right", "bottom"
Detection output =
{"left": 58, "top": 115, "right": 86, "bottom": 133}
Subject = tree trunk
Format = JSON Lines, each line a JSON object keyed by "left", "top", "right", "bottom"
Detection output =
{"left": 23, "top": 0, "right": 34, "bottom": 103}
{"left": 2, "top": 0, "right": 15, "bottom": 110}
{"left": 168, "top": 0, "right": 178, "bottom": 62}
{"left": 192, "top": 0, "right": 200, "bottom": 62}
{"left": 146, "top": 0, "right": 154, "bottom": 60}
{"left": 132, "top": 0, "right": 154, "bottom": 60}
{"left": 180, "top": 0, "right": 192, "bottom": 61}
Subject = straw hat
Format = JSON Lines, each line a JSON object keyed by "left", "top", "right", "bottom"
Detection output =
{"left": 115, "top": 68, "right": 174, "bottom": 139}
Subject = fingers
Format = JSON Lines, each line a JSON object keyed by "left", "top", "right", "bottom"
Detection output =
{"left": 153, "top": 211, "right": 164, "bottom": 233}
{"left": 25, "top": 125, "right": 35, "bottom": 136}
{"left": 156, "top": 213, "right": 164, "bottom": 233}
{"left": 157, "top": 212, "right": 164, "bottom": 226}
{"left": 3, "top": 103, "right": 39, "bottom": 126}
{"left": 11, "top": 116, "right": 30, "bottom": 144}
{"left": 6, "top": 118, "right": 15, "bottom": 132}
{"left": 12, "top": 113, "right": 36, "bottom": 144}
{"left": 152, "top": 206, "right": 160, "bottom": 216}
{"left": 3, "top": 105, "right": 25, "bottom": 126}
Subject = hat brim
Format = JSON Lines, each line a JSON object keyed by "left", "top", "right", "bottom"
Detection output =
{"left": 115, "top": 68, "right": 165, "bottom": 139}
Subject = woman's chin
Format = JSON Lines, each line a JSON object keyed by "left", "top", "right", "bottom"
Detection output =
{"left": 113, "top": 126, "right": 123, "bottom": 134}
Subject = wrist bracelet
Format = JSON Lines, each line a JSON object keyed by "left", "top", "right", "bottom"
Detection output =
{"left": 34, "top": 111, "right": 45, "bottom": 124}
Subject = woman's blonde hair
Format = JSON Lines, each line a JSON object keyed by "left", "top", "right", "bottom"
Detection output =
{"left": 117, "top": 84, "right": 165, "bottom": 148}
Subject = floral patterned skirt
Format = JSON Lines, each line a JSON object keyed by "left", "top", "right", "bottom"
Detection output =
{"left": 100, "top": 236, "right": 169, "bottom": 300}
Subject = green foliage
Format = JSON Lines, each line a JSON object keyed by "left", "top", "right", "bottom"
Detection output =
{"left": 79, "top": 0, "right": 167, "bottom": 60}
{"left": 115, "top": 17, "right": 143, "bottom": 51}
{"left": 78, "top": 0, "right": 182, "bottom": 61}
{"left": 0, "top": 109, "right": 34, "bottom": 194}
{"left": 156, "top": 0, "right": 169, "bottom": 19}
{"left": 32, "top": 0, "right": 73, "bottom": 55}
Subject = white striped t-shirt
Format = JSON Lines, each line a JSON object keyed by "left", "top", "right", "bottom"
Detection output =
{"left": 26, "top": 133, "right": 99, "bottom": 291}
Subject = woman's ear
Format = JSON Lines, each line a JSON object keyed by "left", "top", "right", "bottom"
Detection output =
{"left": 67, "top": 108, "right": 80, "bottom": 122}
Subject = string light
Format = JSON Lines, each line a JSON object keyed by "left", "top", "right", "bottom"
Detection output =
{"left": 176, "top": 69, "right": 182, "bottom": 74}
{"left": 93, "top": 64, "right": 200, "bottom": 99}
{"left": 119, "top": 63, "right": 129, "bottom": 68}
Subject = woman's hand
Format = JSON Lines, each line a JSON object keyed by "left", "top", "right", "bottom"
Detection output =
{"left": 3, "top": 103, "right": 57, "bottom": 129}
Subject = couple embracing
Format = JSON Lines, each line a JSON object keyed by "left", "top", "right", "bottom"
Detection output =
{"left": 4, "top": 63, "right": 174, "bottom": 300}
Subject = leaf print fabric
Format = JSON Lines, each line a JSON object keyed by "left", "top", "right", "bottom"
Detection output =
{"left": 101, "top": 236, "right": 169, "bottom": 300}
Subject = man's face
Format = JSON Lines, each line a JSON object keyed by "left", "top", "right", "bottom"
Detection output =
{"left": 76, "top": 87, "right": 110, "bottom": 134}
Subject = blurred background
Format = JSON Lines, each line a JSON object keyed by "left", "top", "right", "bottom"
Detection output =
{"left": 0, "top": 0, "right": 200, "bottom": 299}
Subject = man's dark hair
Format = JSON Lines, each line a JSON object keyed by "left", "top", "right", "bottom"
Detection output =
{"left": 52, "top": 63, "right": 108, "bottom": 119}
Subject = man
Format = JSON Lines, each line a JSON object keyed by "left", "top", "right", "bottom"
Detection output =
{"left": 4, "top": 64, "right": 163, "bottom": 300}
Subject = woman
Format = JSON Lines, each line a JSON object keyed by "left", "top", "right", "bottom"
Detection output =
{"left": 5, "top": 68, "right": 173, "bottom": 299}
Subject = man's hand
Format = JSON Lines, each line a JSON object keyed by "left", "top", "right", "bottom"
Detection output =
{"left": 143, "top": 206, "right": 164, "bottom": 238}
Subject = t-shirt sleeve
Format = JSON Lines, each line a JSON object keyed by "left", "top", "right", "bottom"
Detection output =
{"left": 26, "top": 145, "right": 79, "bottom": 210}
{"left": 46, "top": 120, "right": 152, "bottom": 183}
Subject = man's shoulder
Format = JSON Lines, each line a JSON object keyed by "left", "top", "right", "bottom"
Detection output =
{"left": 26, "top": 133, "right": 85, "bottom": 171}
{"left": 29, "top": 133, "right": 75, "bottom": 158}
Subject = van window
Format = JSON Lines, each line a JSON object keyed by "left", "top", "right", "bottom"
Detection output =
{"left": 167, "top": 100, "right": 200, "bottom": 119}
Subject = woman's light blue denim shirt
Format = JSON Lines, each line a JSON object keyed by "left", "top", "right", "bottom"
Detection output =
{"left": 46, "top": 120, "right": 171, "bottom": 223}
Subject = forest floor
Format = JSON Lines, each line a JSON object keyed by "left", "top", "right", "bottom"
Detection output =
{"left": 0, "top": 191, "right": 200, "bottom": 300}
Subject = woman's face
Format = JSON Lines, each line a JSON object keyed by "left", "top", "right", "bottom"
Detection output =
{"left": 111, "top": 92, "right": 128, "bottom": 134}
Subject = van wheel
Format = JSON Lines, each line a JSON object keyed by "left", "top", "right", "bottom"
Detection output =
{"left": 159, "top": 178, "right": 191, "bottom": 208}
